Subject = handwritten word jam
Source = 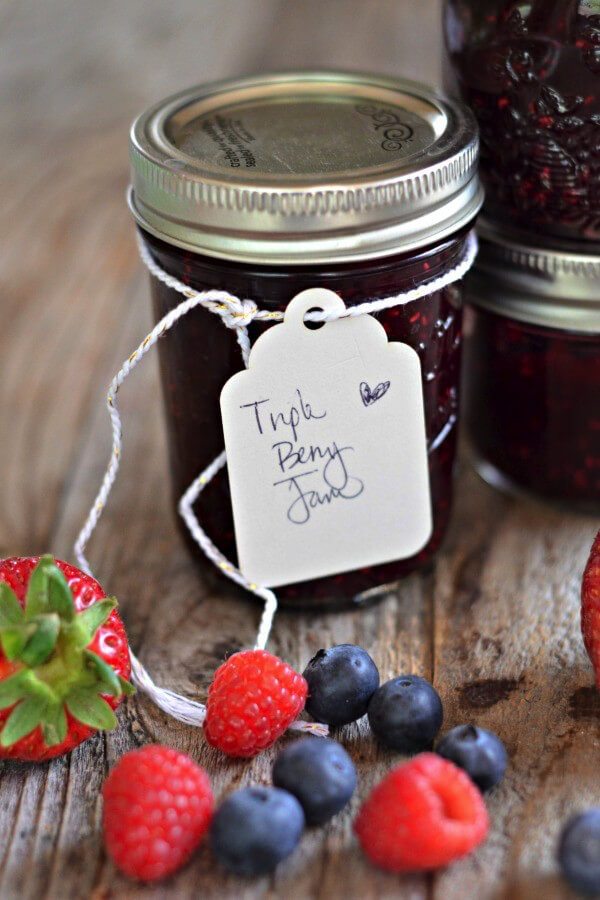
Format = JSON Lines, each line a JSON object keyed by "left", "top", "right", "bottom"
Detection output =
{"left": 241, "top": 390, "right": 365, "bottom": 525}
{"left": 220, "top": 289, "right": 432, "bottom": 588}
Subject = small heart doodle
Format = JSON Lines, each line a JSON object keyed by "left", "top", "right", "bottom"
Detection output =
{"left": 360, "top": 380, "right": 391, "bottom": 407}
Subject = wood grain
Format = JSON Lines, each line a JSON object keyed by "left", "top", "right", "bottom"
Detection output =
{"left": 0, "top": 1, "right": 598, "bottom": 898}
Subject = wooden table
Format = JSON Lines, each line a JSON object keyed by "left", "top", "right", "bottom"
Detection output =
{"left": 1, "top": 1, "right": 598, "bottom": 897}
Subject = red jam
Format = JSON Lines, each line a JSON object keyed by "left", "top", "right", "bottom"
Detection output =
{"left": 129, "top": 72, "right": 481, "bottom": 607}
{"left": 465, "top": 308, "right": 600, "bottom": 507}
{"left": 464, "top": 230, "right": 600, "bottom": 509}
{"left": 143, "top": 229, "right": 469, "bottom": 607}
{"left": 444, "top": 0, "right": 600, "bottom": 242}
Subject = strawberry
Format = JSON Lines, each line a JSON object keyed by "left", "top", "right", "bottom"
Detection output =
{"left": 582, "top": 530, "right": 600, "bottom": 688}
{"left": 204, "top": 649, "right": 307, "bottom": 758}
{"left": 103, "top": 745, "right": 214, "bottom": 881}
{"left": 354, "top": 753, "right": 489, "bottom": 871}
{"left": 0, "top": 555, "right": 132, "bottom": 760}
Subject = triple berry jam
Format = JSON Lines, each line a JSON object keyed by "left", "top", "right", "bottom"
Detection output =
{"left": 129, "top": 71, "right": 481, "bottom": 608}
{"left": 443, "top": 0, "right": 600, "bottom": 242}
{"left": 464, "top": 225, "right": 600, "bottom": 509}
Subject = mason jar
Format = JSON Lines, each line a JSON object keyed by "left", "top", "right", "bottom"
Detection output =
{"left": 128, "top": 71, "right": 482, "bottom": 608}
{"left": 443, "top": 0, "right": 600, "bottom": 243}
{"left": 464, "top": 224, "right": 600, "bottom": 509}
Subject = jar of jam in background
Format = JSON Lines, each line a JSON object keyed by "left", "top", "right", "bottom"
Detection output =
{"left": 128, "top": 71, "right": 482, "bottom": 608}
{"left": 443, "top": 0, "right": 600, "bottom": 243}
{"left": 464, "top": 225, "right": 600, "bottom": 509}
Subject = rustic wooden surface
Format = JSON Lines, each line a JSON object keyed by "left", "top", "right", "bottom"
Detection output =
{"left": 0, "top": 1, "right": 598, "bottom": 897}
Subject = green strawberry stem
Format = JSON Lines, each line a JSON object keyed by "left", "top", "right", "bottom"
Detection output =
{"left": 0, "top": 556, "right": 133, "bottom": 747}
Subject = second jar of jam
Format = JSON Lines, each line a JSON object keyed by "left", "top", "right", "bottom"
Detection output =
{"left": 128, "top": 71, "right": 482, "bottom": 608}
{"left": 464, "top": 225, "right": 600, "bottom": 509}
{"left": 443, "top": 0, "right": 600, "bottom": 243}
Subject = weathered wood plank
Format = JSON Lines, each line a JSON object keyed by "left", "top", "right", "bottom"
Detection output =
{"left": 430, "top": 472, "right": 598, "bottom": 899}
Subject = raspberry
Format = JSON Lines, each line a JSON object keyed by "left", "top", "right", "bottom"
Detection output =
{"left": 102, "top": 745, "right": 214, "bottom": 882}
{"left": 204, "top": 649, "right": 307, "bottom": 757}
{"left": 582, "top": 531, "right": 600, "bottom": 687}
{"left": 354, "top": 753, "right": 489, "bottom": 872}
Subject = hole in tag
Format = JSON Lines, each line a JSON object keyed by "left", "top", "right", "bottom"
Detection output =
{"left": 304, "top": 307, "right": 325, "bottom": 331}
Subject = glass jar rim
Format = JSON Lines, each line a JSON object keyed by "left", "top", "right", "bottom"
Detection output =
{"left": 129, "top": 70, "right": 482, "bottom": 265}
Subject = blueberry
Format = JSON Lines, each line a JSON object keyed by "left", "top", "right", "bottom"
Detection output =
{"left": 273, "top": 737, "right": 357, "bottom": 825}
{"left": 436, "top": 724, "right": 507, "bottom": 792}
{"left": 558, "top": 810, "right": 600, "bottom": 896}
{"left": 367, "top": 675, "right": 443, "bottom": 753}
{"left": 210, "top": 786, "right": 304, "bottom": 876}
{"left": 303, "top": 644, "right": 380, "bottom": 726}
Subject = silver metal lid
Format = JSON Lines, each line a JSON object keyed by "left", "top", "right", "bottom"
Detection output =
{"left": 467, "top": 222, "right": 600, "bottom": 333}
{"left": 129, "top": 71, "right": 482, "bottom": 264}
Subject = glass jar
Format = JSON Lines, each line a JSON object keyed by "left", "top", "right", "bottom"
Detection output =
{"left": 443, "top": 0, "right": 600, "bottom": 243}
{"left": 129, "top": 71, "right": 482, "bottom": 608}
{"left": 464, "top": 225, "right": 600, "bottom": 509}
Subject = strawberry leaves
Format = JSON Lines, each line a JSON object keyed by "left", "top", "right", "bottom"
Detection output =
{"left": 46, "top": 566, "right": 75, "bottom": 621}
{"left": 0, "top": 582, "right": 27, "bottom": 660}
{"left": 42, "top": 704, "right": 68, "bottom": 747}
{"left": 0, "top": 556, "right": 134, "bottom": 748}
{"left": 77, "top": 598, "right": 117, "bottom": 645}
{"left": 0, "top": 696, "right": 49, "bottom": 747}
{"left": 0, "top": 578, "right": 60, "bottom": 667}
{"left": 66, "top": 691, "right": 117, "bottom": 731}
{"left": 84, "top": 650, "right": 123, "bottom": 697}
{"left": 24, "top": 555, "right": 59, "bottom": 618}
{"left": 0, "top": 670, "right": 35, "bottom": 709}
{"left": 0, "top": 583, "right": 26, "bottom": 629}
{"left": 19, "top": 614, "right": 61, "bottom": 667}
{"left": 0, "top": 555, "right": 71, "bottom": 667}
{"left": 0, "top": 556, "right": 65, "bottom": 667}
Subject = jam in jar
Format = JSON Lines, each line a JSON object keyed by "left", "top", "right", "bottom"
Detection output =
{"left": 129, "top": 71, "right": 482, "bottom": 607}
{"left": 464, "top": 225, "right": 600, "bottom": 509}
{"left": 443, "top": 0, "right": 600, "bottom": 242}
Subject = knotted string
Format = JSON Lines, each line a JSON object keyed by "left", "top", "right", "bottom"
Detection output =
{"left": 73, "top": 231, "right": 478, "bottom": 728}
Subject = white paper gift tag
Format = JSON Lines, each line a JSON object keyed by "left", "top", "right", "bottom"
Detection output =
{"left": 220, "top": 289, "right": 432, "bottom": 588}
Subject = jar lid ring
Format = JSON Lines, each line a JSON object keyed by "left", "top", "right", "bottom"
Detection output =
{"left": 129, "top": 71, "right": 482, "bottom": 263}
